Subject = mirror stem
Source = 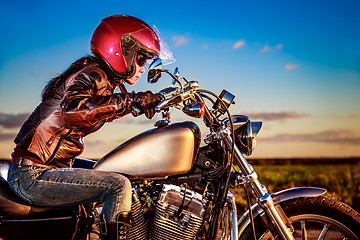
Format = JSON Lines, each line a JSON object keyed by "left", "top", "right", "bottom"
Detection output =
{"left": 164, "top": 70, "right": 183, "bottom": 90}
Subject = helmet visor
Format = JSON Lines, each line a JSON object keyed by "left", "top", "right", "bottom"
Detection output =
{"left": 121, "top": 25, "right": 175, "bottom": 74}
{"left": 152, "top": 25, "right": 176, "bottom": 65}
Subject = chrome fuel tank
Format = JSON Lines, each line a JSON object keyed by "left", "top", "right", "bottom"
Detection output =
{"left": 93, "top": 122, "right": 200, "bottom": 179}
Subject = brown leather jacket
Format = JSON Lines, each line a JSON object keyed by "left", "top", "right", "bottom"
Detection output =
{"left": 14, "top": 66, "right": 133, "bottom": 168}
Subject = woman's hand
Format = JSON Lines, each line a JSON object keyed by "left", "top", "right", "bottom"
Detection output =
{"left": 133, "top": 91, "right": 162, "bottom": 119}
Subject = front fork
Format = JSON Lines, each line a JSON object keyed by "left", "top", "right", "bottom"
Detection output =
{"left": 223, "top": 135, "right": 295, "bottom": 240}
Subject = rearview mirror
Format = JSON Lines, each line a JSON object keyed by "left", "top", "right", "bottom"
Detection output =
{"left": 148, "top": 58, "right": 164, "bottom": 83}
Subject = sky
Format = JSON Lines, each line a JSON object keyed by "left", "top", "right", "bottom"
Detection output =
{"left": 0, "top": 0, "right": 359, "bottom": 159}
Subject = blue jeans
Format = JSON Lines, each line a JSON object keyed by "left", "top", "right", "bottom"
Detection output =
{"left": 7, "top": 164, "right": 132, "bottom": 222}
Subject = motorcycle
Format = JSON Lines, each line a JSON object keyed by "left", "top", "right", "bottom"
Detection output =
{"left": 0, "top": 58, "right": 359, "bottom": 240}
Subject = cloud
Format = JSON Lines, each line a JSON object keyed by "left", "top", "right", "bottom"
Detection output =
{"left": 0, "top": 132, "right": 16, "bottom": 142}
{"left": 347, "top": 114, "right": 358, "bottom": 118}
{"left": 112, "top": 116, "right": 157, "bottom": 125}
{"left": 276, "top": 44, "right": 284, "bottom": 50}
{"left": 245, "top": 111, "right": 311, "bottom": 121}
{"left": 84, "top": 139, "right": 107, "bottom": 147}
{"left": 259, "top": 43, "right": 283, "bottom": 53}
{"left": 285, "top": 64, "right": 299, "bottom": 70}
{"left": 172, "top": 35, "right": 190, "bottom": 47}
{"left": 0, "top": 113, "right": 29, "bottom": 129}
{"left": 49, "top": 72, "right": 59, "bottom": 77}
{"left": 233, "top": 40, "right": 246, "bottom": 49}
{"left": 261, "top": 129, "right": 360, "bottom": 145}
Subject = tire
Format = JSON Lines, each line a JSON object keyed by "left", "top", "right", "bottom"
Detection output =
{"left": 239, "top": 195, "right": 360, "bottom": 239}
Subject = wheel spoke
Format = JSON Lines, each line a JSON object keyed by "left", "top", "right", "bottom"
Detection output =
{"left": 301, "top": 220, "right": 307, "bottom": 240}
{"left": 318, "top": 223, "right": 329, "bottom": 240}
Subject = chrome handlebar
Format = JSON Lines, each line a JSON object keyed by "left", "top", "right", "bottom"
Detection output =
{"left": 155, "top": 81, "right": 200, "bottom": 112}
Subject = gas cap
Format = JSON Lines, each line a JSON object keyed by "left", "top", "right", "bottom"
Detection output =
{"left": 154, "top": 119, "right": 170, "bottom": 128}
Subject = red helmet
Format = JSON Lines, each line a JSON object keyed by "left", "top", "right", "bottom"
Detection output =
{"left": 91, "top": 15, "right": 160, "bottom": 78}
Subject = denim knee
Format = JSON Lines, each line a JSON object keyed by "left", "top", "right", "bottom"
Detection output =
{"left": 106, "top": 174, "right": 132, "bottom": 197}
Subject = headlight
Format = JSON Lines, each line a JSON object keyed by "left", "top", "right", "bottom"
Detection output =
{"left": 227, "top": 115, "right": 262, "bottom": 156}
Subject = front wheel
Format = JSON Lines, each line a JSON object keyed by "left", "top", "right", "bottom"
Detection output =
{"left": 239, "top": 195, "right": 360, "bottom": 239}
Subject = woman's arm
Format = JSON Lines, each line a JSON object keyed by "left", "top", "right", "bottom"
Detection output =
{"left": 60, "top": 67, "right": 133, "bottom": 127}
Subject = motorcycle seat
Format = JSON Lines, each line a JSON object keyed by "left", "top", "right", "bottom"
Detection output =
{"left": 0, "top": 159, "right": 73, "bottom": 218}
{"left": 72, "top": 157, "right": 97, "bottom": 169}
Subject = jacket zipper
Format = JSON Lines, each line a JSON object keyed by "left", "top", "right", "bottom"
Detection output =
{"left": 46, "top": 129, "right": 73, "bottom": 165}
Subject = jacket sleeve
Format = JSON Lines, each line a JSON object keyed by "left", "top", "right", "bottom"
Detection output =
{"left": 60, "top": 67, "right": 133, "bottom": 127}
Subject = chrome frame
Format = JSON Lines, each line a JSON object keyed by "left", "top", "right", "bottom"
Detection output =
{"left": 227, "top": 192, "right": 238, "bottom": 240}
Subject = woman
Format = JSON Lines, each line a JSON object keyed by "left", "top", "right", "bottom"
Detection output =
{"left": 7, "top": 15, "right": 163, "bottom": 240}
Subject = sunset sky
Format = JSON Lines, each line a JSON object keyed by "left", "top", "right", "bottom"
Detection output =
{"left": 1, "top": 0, "right": 359, "bottom": 159}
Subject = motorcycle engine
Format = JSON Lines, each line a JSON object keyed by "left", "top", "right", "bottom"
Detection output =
{"left": 150, "top": 184, "right": 206, "bottom": 240}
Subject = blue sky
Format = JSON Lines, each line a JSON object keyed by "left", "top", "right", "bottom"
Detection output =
{"left": 0, "top": 0, "right": 359, "bottom": 159}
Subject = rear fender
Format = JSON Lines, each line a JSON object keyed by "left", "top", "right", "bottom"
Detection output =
{"left": 237, "top": 187, "right": 326, "bottom": 236}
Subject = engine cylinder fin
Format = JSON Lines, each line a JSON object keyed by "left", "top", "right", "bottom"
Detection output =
{"left": 128, "top": 193, "right": 148, "bottom": 240}
{"left": 150, "top": 184, "right": 205, "bottom": 240}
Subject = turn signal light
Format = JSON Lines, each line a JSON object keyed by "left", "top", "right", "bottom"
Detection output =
{"left": 182, "top": 102, "right": 205, "bottom": 118}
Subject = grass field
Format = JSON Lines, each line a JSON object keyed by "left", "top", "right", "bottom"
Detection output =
{"left": 231, "top": 157, "right": 360, "bottom": 215}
